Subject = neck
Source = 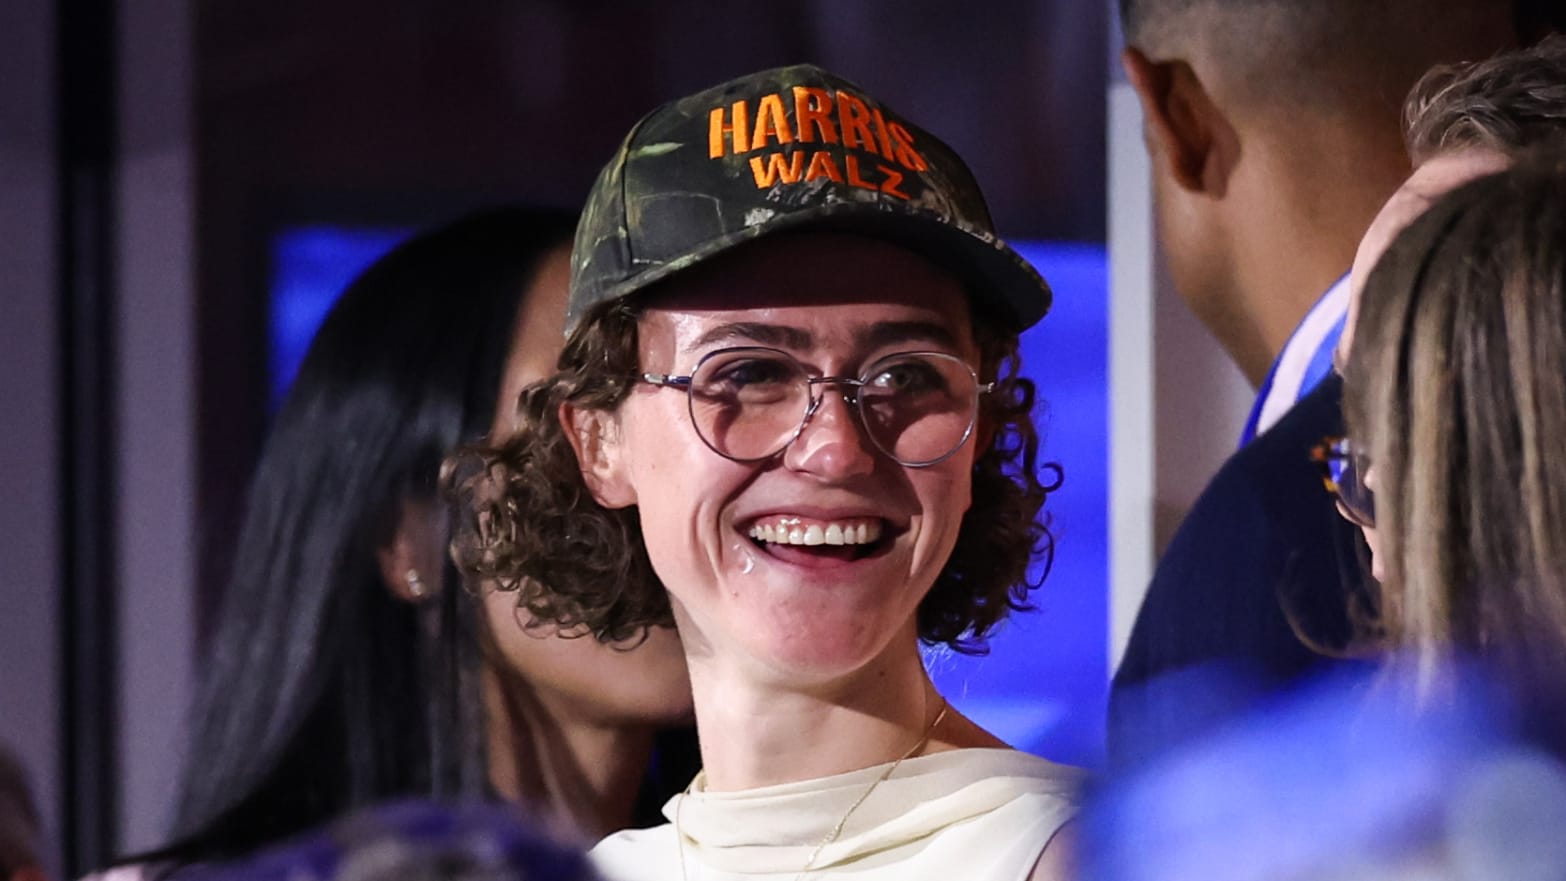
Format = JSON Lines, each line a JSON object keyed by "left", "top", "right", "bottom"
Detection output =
{"left": 482, "top": 665, "right": 657, "bottom": 839}
{"left": 687, "top": 636, "right": 978, "bottom": 792}
{"left": 1218, "top": 112, "right": 1408, "bottom": 386}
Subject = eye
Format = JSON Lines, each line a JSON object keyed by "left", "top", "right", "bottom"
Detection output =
{"left": 708, "top": 356, "right": 796, "bottom": 389}
{"left": 866, "top": 358, "right": 948, "bottom": 394}
{"left": 693, "top": 351, "right": 803, "bottom": 406}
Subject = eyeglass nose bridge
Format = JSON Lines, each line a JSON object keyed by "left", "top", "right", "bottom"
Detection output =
{"left": 793, "top": 376, "right": 877, "bottom": 455}
{"left": 802, "top": 375, "right": 865, "bottom": 415}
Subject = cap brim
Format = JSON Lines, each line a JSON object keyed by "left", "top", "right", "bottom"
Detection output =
{"left": 595, "top": 200, "right": 1052, "bottom": 333}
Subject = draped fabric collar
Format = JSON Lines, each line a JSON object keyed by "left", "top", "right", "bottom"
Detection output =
{"left": 663, "top": 748, "right": 1080, "bottom": 874}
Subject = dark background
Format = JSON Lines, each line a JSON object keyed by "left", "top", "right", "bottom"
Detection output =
{"left": 195, "top": 1, "right": 1111, "bottom": 615}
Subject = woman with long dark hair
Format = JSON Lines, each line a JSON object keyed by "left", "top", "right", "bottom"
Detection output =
{"left": 147, "top": 206, "right": 694, "bottom": 870}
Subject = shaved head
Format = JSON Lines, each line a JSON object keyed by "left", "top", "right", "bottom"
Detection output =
{"left": 1121, "top": 0, "right": 1518, "bottom": 114}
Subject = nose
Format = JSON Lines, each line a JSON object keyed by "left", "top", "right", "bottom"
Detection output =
{"left": 783, "top": 386, "right": 877, "bottom": 479}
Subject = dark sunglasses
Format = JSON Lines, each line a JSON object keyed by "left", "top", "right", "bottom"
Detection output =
{"left": 1310, "top": 436, "right": 1375, "bottom": 527}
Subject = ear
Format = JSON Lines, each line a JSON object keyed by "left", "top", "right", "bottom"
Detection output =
{"left": 560, "top": 400, "right": 637, "bottom": 509}
{"left": 375, "top": 497, "right": 448, "bottom": 604}
{"left": 1121, "top": 46, "right": 1224, "bottom": 194}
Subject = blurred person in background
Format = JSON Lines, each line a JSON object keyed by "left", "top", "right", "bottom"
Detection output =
{"left": 1339, "top": 156, "right": 1566, "bottom": 735}
{"left": 1080, "top": 661, "right": 1566, "bottom": 881}
{"left": 1109, "top": 0, "right": 1559, "bottom": 766}
{"left": 1331, "top": 31, "right": 1566, "bottom": 579}
{"left": 130, "top": 206, "right": 694, "bottom": 874}
{"left": 1077, "top": 42, "right": 1566, "bottom": 881}
{"left": 0, "top": 745, "right": 49, "bottom": 881}
{"left": 172, "top": 801, "right": 600, "bottom": 881}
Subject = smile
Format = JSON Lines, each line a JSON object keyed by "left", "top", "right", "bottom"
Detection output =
{"left": 745, "top": 516, "right": 885, "bottom": 547}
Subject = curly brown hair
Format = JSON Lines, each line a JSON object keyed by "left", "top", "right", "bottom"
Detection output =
{"left": 446, "top": 296, "right": 1058, "bottom": 652}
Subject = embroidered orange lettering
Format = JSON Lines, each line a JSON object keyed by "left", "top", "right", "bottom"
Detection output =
{"left": 871, "top": 108, "right": 897, "bottom": 161}
{"left": 845, "top": 153, "right": 875, "bottom": 189}
{"left": 877, "top": 164, "right": 910, "bottom": 199}
{"left": 792, "top": 86, "right": 839, "bottom": 144}
{"left": 709, "top": 100, "right": 751, "bottom": 158}
{"left": 805, "top": 151, "right": 844, "bottom": 183}
{"left": 887, "top": 121, "right": 929, "bottom": 171}
{"left": 836, "top": 91, "right": 877, "bottom": 154}
{"left": 750, "top": 93, "right": 793, "bottom": 151}
{"left": 749, "top": 151, "right": 806, "bottom": 188}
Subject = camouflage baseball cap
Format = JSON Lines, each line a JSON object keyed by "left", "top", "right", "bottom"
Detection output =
{"left": 567, "top": 63, "right": 1052, "bottom": 333}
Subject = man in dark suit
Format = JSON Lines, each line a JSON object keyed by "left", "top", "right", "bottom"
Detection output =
{"left": 1109, "top": 0, "right": 1544, "bottom": 766}
{"left": 1111, "top": 373, "right": 1374, "bottom": 765}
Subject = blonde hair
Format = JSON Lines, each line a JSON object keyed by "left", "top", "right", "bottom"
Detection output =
{"left": 1343, "top": 156, "right": 1566, "bottom": 692}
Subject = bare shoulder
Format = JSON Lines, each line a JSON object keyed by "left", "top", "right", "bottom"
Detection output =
{"left": 1028, "top": 820, "right": 1078, "bottom": 881}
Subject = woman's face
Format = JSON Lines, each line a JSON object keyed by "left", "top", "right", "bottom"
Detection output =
{"left": 484, "top": 244, "right": 693, "bottom": 725}
{"left": 589, "top": 233, "right": 981, "bottom": 684}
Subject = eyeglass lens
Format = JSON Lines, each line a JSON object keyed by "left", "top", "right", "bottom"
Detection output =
{"left": 686, "top": 348, "right": 981, "bottom": 466}
{"left": 1326, "top": 438, "right": 1376, "bottom": 525}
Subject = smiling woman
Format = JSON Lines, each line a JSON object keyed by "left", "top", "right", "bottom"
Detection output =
{"left": 449, "top": 65, "right": 1082, "bottom": 880}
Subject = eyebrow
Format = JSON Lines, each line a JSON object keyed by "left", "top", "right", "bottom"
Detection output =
{"left": 689, "top": 322, "right": 814, "bottom": 351}
{"left": 854, "top": 320, "right": 962, "bottom": 353}
{"left": 686, "top": 319, "right": 963, "bottom": 357}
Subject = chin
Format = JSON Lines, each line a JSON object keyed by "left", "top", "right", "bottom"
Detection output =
{"left": 735, "top": 605, "right": 912, "bottom": 685}
{"left": 1362, "top": 526, "right": 1384, "bottom": 582}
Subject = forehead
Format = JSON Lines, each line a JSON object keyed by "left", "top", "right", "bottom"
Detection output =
{"left": 1346, "top": 150, "right": 1503, "bottom": 302}
{"left": 637, "top": 232, "right": 976, "bottom": 354}
{"left": 1350, "top": 149, "right": 1511, "bottom": 300}
{"left": 1340, "top": 148, "right": 1511, "bottom": 364}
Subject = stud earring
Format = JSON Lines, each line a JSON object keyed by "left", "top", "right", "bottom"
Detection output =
{"left": 405, "top": 568, "right": 427, "bottom": 598}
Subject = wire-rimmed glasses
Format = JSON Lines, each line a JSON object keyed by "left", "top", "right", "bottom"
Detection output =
{"left": 640, "top": 346, "right": 994, "bottom": 468}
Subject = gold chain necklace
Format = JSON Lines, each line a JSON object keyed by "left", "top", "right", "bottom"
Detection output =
{"left": 673, "top": 697, "right": 950, "bottom": 880}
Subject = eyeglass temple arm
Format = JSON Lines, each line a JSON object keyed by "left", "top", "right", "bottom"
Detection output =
{"left": 641, "top": 372, "right": 693, "bottom": 388}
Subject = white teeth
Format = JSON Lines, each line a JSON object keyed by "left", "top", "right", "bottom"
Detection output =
{"left": 748, "top": 518, "right": 884, "bottom": 546}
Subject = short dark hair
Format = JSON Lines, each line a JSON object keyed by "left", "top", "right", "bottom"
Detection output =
{"left": 1118, "top": 0, "right": 1196, "bottom": 45}
{"left": 1403, "top": 34, "right": 1566, "bottom": 165}
{"left": 448, "top": 286, "right": 1059, "bottom": 654}
{"left": 1120, "top": 0, "right": 1365, "bottom": 50}
{"left": 1121, "top": 0, "right": 1522, "bottom": 114}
